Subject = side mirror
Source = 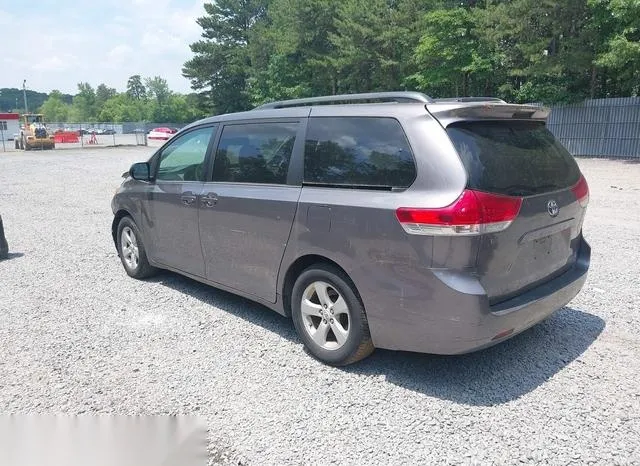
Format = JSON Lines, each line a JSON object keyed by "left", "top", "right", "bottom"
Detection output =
{"left": 129, "top": 162, "right": 151, "bottom": 181}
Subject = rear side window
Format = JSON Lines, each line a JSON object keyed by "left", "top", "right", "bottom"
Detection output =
{"left": 446, "top": 121, "right": 580, "bottom": 196}
{"left": 213, "top": 122, "right": 298, "bottom": 184}
{"left": 304, "top": 117, "right": 416, "bottom": 189}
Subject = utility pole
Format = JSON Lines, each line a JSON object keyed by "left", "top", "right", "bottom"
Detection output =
{"left": 22, "top": 80, "right": 28, "bottom": 114}
{"left": 0, "top": 91, "right": 4, "bottom": 151}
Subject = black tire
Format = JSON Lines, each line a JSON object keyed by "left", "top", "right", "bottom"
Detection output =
{"left": 291, "top": 264, "right": 374, "bottom": 366}
{"left": 116, "top": 216, "right": 157, "bottom": 279}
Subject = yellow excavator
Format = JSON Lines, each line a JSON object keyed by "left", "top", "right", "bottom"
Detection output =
{"left": 15, "top": 113, "right": 55, "bottom": 150}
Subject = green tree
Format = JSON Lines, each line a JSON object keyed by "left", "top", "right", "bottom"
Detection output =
{"left": 248, "top": 0, "right": 339, "bottom": 104}
{"left": 183, "top": 0, "right": 269, "bottom": 114}
{"left": 591, "top": 0, "right": 640, "bottom": 96}
{"left": 69, "top": 82, "right": 97, "bottom": 122}
{"left": 126, "top": 75, "right": 147, "bottom": 100}
{"left": 96, "top": 84, "right": 117, "bottom": 106}
{"left": 145, "top": 76, "right": 171, "bottom": 104}
{"left": 474, "top": 0, "right": 598, "bottom": 103}
{"left": 98, "top": 93, "right": 147, "bottom": 122}
{"left": 165, "top": 94, "right": 205, "bottom": 123}
{"left": 39, "top": 90, "right": 71, "bottom": 122}
{"left": 145, "top": 76, "right": 171, "bottom": 121}
{"left": 410, "top": 8, "right": 478, "bottom": 97}
{"left": 329, "top": 0, "right": 429, "bottom": 94}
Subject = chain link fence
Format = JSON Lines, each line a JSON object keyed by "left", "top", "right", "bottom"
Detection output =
{"left": 0, "top": 121, "right": 188, "bottom": 152}
{"left": 545, "top": 97, "right": 640, "bottom": 159}
{"left": 2, "top": 99, "right": 639, "bottom": 158}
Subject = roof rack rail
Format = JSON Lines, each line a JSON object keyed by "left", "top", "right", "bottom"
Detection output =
{"left": 432, "top": 97, "right": 507, "bottom": 104}
{"left": 255, "top": 91, "right": 433, "bottom": 109}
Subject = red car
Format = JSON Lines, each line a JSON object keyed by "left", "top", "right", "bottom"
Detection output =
{"left": 148, "top": 127, "right": 178, "bottom": 141}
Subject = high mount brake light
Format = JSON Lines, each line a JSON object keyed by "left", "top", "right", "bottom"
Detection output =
{"left": 396, "top": 190, "right": 523, "bottom": 236}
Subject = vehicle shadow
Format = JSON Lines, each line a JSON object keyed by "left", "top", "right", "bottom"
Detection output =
{"left": 345, "top": 308, "right": 604, "bottom": 406}
{"left": 148, "top": 272, "right": 298, "bottom": 341}
{"left": 151, "top": 272, "right": 604, "bottom": 407}
{"left": 0, "top": 252, "right": 24, "bottom": 262}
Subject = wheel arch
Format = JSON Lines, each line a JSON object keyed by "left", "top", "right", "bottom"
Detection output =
{"left": 281, "top": 254, "right": 360, "bottom": 318}
{"left": 111, "top": 209, "right": 132, "bottom": 247}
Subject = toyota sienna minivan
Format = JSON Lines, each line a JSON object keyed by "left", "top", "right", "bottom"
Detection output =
{"left": 111, "top": 92, "right": 590, "bottom": 366}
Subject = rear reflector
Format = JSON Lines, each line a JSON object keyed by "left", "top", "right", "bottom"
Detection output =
{"left": 491, "top": 328, "right": 515, "bottom": 341}
{"left": 396, "top": 190, "right": 522, "bottom": 236}
{"left": 571, "top": 175, "right": 589, "bottom": 208}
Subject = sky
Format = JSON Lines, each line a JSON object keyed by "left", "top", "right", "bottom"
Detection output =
{"left": 0, "top": 0, "right": 208, "bottom": 95}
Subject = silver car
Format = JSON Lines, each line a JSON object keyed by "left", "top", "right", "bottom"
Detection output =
{"left": 111, "top": 92, "right": 590, "bottom": 365}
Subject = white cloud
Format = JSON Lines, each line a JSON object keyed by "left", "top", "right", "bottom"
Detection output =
{"left": 131, "top": 0, "right": 171, "bottom": 7}
{"left": 0, "top": 0, "right": 208, "bottom": 95}
{"left": 0, "top": 8, "right": 15, "bottom": 25}
{"left": 33, "top": 54, "right": 80, "bottom": 72}
{"left": 107, "top": 45, "right": 135, "bottom": 65}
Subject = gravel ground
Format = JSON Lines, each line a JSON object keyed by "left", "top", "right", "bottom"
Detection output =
{"left": 0, "top": 148, "right": 639, "bottom": 465}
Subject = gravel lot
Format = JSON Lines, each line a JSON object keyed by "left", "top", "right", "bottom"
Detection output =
{"left": 1, "top": 148, "right": 639, "bottom": 465}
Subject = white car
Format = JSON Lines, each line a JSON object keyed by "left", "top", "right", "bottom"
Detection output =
{"left": 147, "top": 127, "right": 178, "bottom": 141}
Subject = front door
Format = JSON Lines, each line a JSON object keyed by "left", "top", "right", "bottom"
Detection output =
{"left": 199, "top": 120, "right": 304, "bottom": 302}
{"left": 148, "top": 125, "right": 216, "bottom": 277}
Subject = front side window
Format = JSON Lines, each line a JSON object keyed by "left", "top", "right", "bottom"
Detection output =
{"left": 304, "top": 117, "right": 416, "bottom": 189}
{"left": 156, "top": 126, "right": 214, "bottom": 182}
{"left": 213, "top": 122, "right": 298, "bottom": 184}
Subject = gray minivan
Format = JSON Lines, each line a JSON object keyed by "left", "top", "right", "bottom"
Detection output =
{"left": 111, "top": 92, "right": 590, "bottom": 366}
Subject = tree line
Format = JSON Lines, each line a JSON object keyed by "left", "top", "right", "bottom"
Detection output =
{"left": 37, "top": 76, "right": 206, "bottom": 123}
{"left": 10, "top": 0, "right": 640, "bottom": 123}
{"left": 183, "top": 0, "right": 640, "bottom": 115}
{"left": 0, "top": 88, "right": 73, "bottom": 114}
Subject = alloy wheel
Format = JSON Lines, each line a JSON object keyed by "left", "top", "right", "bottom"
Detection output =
{"left": 300, "top": 281, "right": 351, "bottom": 350}
{"left": 121, "top": 226, "right": 139, "bottom": 270}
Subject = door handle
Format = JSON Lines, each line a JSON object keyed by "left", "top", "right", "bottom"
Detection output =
{"left": 201, "top": 192, "right": 218, "bottom": 208}
{"left": 181, "top": 192, "right": 197, "bottom": 206}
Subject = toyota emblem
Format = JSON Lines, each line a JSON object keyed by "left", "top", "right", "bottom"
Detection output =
{"left": 547, "top": 200, "right": 559, "bottom": 217}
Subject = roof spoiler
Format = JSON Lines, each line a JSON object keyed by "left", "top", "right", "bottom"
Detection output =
{"left": 426, "top": 102, "right": 550, "bottom": 125}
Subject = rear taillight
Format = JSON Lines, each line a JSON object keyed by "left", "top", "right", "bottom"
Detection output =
{"left": 396, "top": 190, "right": 522, "bottom": 236}
{"left": 571, "top": 175, "right": 589, "bottom": 208}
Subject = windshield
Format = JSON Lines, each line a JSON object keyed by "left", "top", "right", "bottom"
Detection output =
{"left": 26, "top": 115, "right": 43, "bottom": 124}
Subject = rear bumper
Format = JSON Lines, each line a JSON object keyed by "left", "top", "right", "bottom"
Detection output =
{"left": 366, "top": 239, "right": 590, "bottom": 354}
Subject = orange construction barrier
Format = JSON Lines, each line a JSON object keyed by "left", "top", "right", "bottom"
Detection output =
{"left": 53, "top": 131, "right": 80, "bottom": 143}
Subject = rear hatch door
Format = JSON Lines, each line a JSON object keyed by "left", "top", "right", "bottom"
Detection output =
{"left": 441, "top": 117, "right": 587, "bottom": 304}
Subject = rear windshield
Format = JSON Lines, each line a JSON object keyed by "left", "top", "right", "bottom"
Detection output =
{"left": 446, "top": 121, "right": 580, "bottom": 196}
